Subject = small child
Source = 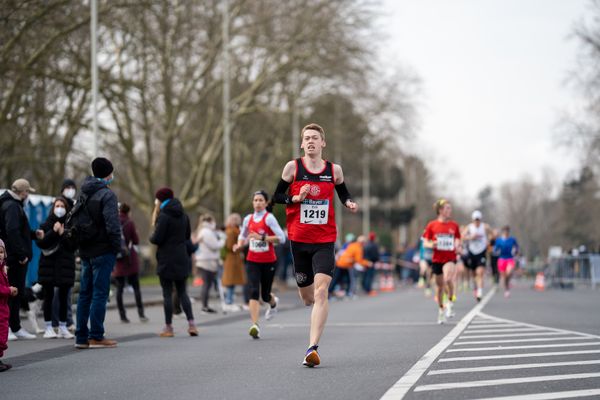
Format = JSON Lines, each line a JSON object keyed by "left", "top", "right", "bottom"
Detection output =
{"left": 0, "top": 239, "right": 18, "bottom": 372}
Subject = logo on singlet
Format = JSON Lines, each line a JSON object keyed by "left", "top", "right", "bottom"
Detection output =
{"left": 319, "top": 175, "right": 332, "bottom": 182}
{"left": 309, "top": 185, "right": 321, "bottom": 196}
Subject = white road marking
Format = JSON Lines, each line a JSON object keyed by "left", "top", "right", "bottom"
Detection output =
{"left": 414, "top": 372, "right": 600, "bottom": 392}
{"left": 453, "top": 336, "right": 594, "bottom": 345}
{"left": 428, "top": 359, "right": 600, "bottom": 375}
{"left": 266, "top": 322, "right": 443, "bottom": 328}
{"left": 446, "top": 341, "right": 600, "bottom": 352}
{"left": 466, "top": 324, "right": 527, "bottom": 329}
{"left": 439, "top": 349, "right": 600, "bottom": 362}
{"left": 378, "top": 287, "right": 497, "bottom": 400}
{"left": 463, "top": 327, "right": 544, "bottom": 334}
{"left": 459, "top": 332, "right": 567, "bottom": 339}
{"left": 469, "top": 388, "right": 600, "bottom": 400}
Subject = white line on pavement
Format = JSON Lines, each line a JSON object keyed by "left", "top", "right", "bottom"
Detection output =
{"left": 462, "top": 328, "right": 544, "bottom": 334}
{"left": 458, "top": 332, "right": 567, "bottom": 339}
{"left": 469, "top": 388, "right": 600, "bottom": 400}
{"left": 414, "top": 372, "right": 600, "bottom": 392}
{"left": 446, "top": 341, "right": 600, "bottom": 352}
{"left": 378, "top": 287, "right": 497, "bottom": 400}
{"left": 478, "top": 312, "right": 600, "bottom": 340}
{"left": 428, "top": 359, "right": 600, "bottom": 375}
{"left": 439, "top": 349, "right": 600, "bottom": 362}
{"left": 266, "top": 322, "right": 443, "bottom": 328}
{"left": 453, "top": 336, "right": 594, "bottom": 345}
{"left": 466, "top": 324, "right": 527, "bottom": 329}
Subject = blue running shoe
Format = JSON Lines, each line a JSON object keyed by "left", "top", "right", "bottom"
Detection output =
{"left": 302, "top": 345, "right": 320, "bottom": 367}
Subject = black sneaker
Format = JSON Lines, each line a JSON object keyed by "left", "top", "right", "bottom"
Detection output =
{"left": 0, "top": 360, "right": 13, "bottom": 372}
{"left": 201, "top": 307, "right": 217, "bottom": 314}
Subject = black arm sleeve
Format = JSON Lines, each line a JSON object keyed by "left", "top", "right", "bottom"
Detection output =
{"left": 272, "top": 179, "right": 292, "bottom": 204}
{"left": 335, "top": 182, "right": 352, "bottom": 205}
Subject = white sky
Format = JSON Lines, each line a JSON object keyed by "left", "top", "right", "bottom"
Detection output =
{"left": 379, "top": 0, "right": 589, "bottom": 204}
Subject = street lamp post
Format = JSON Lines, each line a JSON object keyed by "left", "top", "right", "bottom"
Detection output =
{"left": 362, "top": 139, "right": 370, "bottom": 235}
{"left": 91, "top": 0, "right": 99, "bottom": 155}
{"left": 222, "top": 0, "right": 231, "bottom": 218}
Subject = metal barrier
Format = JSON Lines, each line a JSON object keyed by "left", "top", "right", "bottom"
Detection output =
{"left": 547, "top": 254, "right": 600, "bottom": 289}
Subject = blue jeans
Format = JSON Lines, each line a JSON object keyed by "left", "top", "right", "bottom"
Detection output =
{"left": 75, "top": 253, "right": 116, "bottom": 343}
{"left": 362, "top": 267, "right": 376, "bottom": 293}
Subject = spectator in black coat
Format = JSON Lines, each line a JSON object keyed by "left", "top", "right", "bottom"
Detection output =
{"left": 0, "top": 179, "right": 41, "bottom": 340}
{"left": 150, "top": 187, "right": 197, "bottom": 337}
{"left": 36, "top": 197, "right": 76, "bottom": 339}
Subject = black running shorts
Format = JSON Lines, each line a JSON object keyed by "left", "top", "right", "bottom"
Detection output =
{"left": 431, "top": 262, "right": 445, "bottom": 276}
{"left": 290, "top": 241, "right": 336, "bottom": 287}
{"left": 466, "top": 251, "right": 487, "bottom": 270}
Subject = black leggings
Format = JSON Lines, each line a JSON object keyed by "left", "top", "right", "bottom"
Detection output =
{"left": 43, "top": 284, "right": 71, "bottom": 322}
{"left": 159, "top": 277, "right": 193, "bottom": 325}
{"left": 199, "top": 268, "right": 217, "bottom": 308}
{"left": 114, "top": 274, "right": 145, "bottom": 319}
{"left": 246, "top": 261, "right": 276, "bottom": 302}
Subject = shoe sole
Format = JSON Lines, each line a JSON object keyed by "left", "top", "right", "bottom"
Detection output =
{"left": 302, "top": 351, "right": 320, "bottom": 367}
{"left": 88, "top": 343, "right": 117, "bottom": 348}
{"left": 75, "top": 344, "right": 89, "bottom": 349}
{"left": 249, "top": 326, "right": 260, "bottom": 339}
{"left": 188, "top": 330, "right": 199, "bottom": 337}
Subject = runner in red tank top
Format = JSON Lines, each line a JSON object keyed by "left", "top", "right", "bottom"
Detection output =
{"left": 272, "top": 123, "right": 357, "bottom": 367}
{"left": 423, "top": 199, "right": 462, "bottom": 324}
{"left": 234, "top": 191, "right": 285, "bottom": 340}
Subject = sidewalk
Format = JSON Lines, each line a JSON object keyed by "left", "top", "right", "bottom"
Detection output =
{"left": 5, "top": 283, "right": 303, "bottom": 361}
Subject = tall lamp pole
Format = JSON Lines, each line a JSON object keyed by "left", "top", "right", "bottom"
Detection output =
{"left": 222, "top": 0, "right": 231, "bottom": 218}
{"left": 91, "top": 0, "right": 99, "bottom": 155}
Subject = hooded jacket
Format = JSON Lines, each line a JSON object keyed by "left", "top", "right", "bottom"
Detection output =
{"left": 150, "top": 198, "right": 192, "bottom": 280}
{"left": 0, "top": 191, "right": 35, "bottom": 266}
{"left": 77, "top": 176, "right": 121, "bottom": 258}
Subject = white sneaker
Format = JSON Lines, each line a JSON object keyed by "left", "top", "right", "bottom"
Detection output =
{"left": 43, "top": 327, "right": 58, "bottom": 339}
{"left": 476, "top": 288, "right": 483, "bottom": 301}
{"left": 445, "top": 302, "right": 455, "bottom": 318}
{"left": 57, "top": 325, "right": 74, "bottom": 339}
{"left": 437, "top": 308, "right": 446, "bottom": 325}
{"left": 14, "top": 328, "right": 37, "bottom": 339}
{"left": 8, "top": 330, "right": 17, "bottom": 341}
{"left": 265, "top": 296, "right": 279, "bottom": 321}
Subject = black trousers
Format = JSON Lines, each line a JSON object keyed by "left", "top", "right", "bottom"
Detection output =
{"left": 42, "top": 284, "right": 71, "bottom": 322}
{"left": 7, "top": 263, "right": 27, "bottom": 332}
{"left": 114, "top": 274, "right": 145, "bottom": 320}
{"left": 159, "top": 277, "right": 193, "bottom": 325}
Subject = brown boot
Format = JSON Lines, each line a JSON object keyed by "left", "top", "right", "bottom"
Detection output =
{"left": 159, "top": 326, "right": 174, "bottom": 337}
{"left": 88, "top": 338, "right": 118, "bottom": 348}
{"left": 188, "top": 326, "right": 198, "bottom": 336}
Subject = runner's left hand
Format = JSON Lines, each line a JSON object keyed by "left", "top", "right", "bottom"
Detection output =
{"left": 345, "top": 199, "right": 358, "bottom": 213}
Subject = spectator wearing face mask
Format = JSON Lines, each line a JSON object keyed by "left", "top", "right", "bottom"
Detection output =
{"left": 60, "top": 179, "right": 77, "bottom": 208}
{"left": 36, "top": 197, "right": 76, "bottom": 339}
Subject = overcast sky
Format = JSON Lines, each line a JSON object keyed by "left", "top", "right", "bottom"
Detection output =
{"left": 379, "top": 0, "right": 589, "bottom": 204}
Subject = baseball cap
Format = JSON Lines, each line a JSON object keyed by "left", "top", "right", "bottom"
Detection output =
{"left": 11, "top": 178, "right": 36, "bottom": 193}
{"left": 471, "top": 210, "right": 482, "bottom": 220}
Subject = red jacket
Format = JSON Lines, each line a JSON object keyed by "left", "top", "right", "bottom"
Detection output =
{"left": 112, "top": 213, "right": 140, "bottom": 277}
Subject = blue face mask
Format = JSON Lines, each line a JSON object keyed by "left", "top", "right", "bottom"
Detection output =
{"left": 104, "top": 176, "right": 114, "bottom": 186}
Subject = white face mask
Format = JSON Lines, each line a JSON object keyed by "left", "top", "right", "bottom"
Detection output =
{"left": 63, "top": 188, "right": 76, "bottom": 199}
{"left": 54, "top": 207, "right": 66, "bottom": 218}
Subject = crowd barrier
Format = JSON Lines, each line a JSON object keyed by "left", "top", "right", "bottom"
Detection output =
{"left": 547, "top": 254, "right": 600, "bottom": 289}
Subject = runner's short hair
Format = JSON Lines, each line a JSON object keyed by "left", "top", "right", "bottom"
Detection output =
{"left": 301, "top": 123, "right": 325, "bottom": 141}
{"left": 433, "top": 199, "right": 450, "bottom": 215}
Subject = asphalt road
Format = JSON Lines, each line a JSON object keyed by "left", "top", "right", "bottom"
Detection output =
{"left": 2, "top": 281, "right": 599, "bottom": 400}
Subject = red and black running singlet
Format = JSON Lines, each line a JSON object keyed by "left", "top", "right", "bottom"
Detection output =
{"left": 286, "top": 158, "right": 337, "bottom": 243}
{"left": 246, "top": 212, "right": 277, "bottom": 263}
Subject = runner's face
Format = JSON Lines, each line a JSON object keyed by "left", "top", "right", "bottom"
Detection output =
{"left": 441, "top": 203, "right": 452, "bottom": 219}
{"left": 253, "top": 194, "right": 267, "bottom": 212}
{"left": 301, "top": 130, "right": 325, "bottom": 155}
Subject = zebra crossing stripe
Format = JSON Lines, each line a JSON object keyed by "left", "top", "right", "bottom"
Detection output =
{"left": 446, "top": 341, "right": 600, "bottom": 352}
{"left": 439, "top": 349, "right": 600, "bottom": 362}
{"left": 469, "top": 388, "right": 600, "bottom": 400}
{"left": 453, "top": 336, "right": 594, "bottom": 345}
{"left": 459, "top": 332, "right": 567, "bottom": 339}
{"left": 428, "top": 359, "right": 600, "bottom": 375}
{"left": 414, "top": 372, "right": 600, "bottom": 392}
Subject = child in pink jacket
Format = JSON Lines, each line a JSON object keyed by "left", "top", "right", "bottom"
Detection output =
{"left": 1, "top": 238, "right": 18, "bottom": 372}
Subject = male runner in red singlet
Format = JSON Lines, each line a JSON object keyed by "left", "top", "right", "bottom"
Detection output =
{"left": 272, "top": 123, "right": 357, "bottom": 367}
{"left": 423, "top": 199, "right": 461, "bottom": 324}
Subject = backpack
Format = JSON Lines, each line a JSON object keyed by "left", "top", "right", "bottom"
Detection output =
{"left": 65, "top": 192, "right": 100, "bottom": 246}
{"left": 116, "top": 220, "right": 131, "bottom": 260}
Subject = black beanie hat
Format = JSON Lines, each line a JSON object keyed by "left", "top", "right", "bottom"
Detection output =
{"left": 155, "top": 187, "right": 174, "bottom": 202}
{"left": 61, "top": 178, "right": 77, "bottom": 191}
{"left": 92, "top": 157, "right": 114, "bottom": 178}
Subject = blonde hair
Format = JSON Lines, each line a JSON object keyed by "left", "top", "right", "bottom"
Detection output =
{"left": 301, "top": 123, "right": 325, "bottom": 141}
{"left": 433, "top": 198, "right": 450, "bottom": 215}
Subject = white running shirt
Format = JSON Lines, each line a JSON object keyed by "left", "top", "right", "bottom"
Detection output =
{"left": 467, "top": 223, "right": 488, "bottom": 255}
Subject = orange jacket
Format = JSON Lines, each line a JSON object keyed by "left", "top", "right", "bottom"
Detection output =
{"left": 336, "top": 242, "right": 370, "bottom": 269}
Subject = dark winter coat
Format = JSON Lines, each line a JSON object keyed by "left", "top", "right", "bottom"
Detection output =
{"left": 113, "top": 213, "right": 140, "bottom": 277}
{"left": 36, "top": 213, "right": 76, "bottom": 287}
{"left": 77, "top": 176, "right": 121, "bottom": 259}
{"left": 0, "top": 191, "right": 35, "bottom": 266}
{"left": 149, "top": 199, "right": 191, "bottom": 280}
